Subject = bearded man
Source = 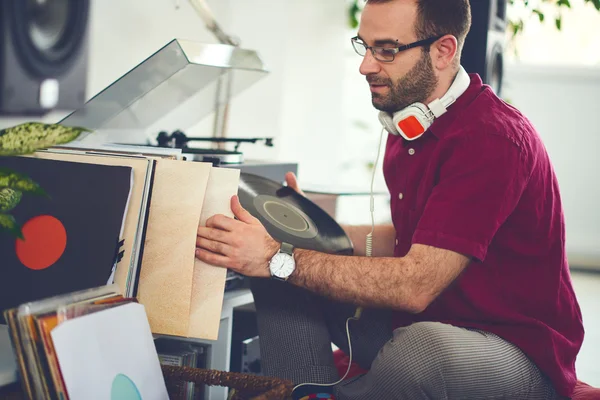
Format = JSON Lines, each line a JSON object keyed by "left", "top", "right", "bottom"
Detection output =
{"left": 195, "top": 0, "right": 584, "bottom": 398}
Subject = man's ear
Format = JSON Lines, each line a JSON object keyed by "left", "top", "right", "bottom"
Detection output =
{"left": 431, "top": 34, "right": 458, "bottom": 70}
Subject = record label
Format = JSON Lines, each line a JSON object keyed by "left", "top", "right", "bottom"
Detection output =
{"left": 253, "top": 195, "right": 318, "bottom": 240}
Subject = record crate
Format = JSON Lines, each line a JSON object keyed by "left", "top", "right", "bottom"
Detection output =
{"left": 0, "top": 367, "right": 294, "bottom": 400}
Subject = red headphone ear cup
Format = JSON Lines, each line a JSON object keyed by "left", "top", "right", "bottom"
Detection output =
{"left": 397, "top": 115, "right": 426, "bottom": 140}
{"left": 392, "top": 103, "right": 430, "bottom": 141}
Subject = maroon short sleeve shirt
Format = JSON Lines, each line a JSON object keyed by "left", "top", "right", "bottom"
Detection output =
{"left": 383, "top": 74, "right": 584, "bottom": 397}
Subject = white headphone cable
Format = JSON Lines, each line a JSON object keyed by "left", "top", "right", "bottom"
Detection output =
{"left": 292, "top": 127, "right": 387, "bottom": 394}
{"left": 365, "top": 127, "right": 386, "bottom": 259}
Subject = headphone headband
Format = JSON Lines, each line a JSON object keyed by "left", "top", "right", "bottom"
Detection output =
{"left": 378, "top": 66, "right": 471, "bottom": 140}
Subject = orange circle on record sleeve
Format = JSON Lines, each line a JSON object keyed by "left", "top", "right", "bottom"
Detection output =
{"left": 15, "top": 215, "right": 67, "bottom": 270}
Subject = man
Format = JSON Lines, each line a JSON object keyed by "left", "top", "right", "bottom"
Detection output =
{"left": 195, "top": 0, "right": 584, "bottom": 398}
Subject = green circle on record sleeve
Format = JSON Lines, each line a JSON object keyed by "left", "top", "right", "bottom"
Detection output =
{"left": 111, "top": 374, "right": 142, "bottom": 400}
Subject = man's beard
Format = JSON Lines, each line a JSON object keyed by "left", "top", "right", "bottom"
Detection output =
{"left": 369, "top": 52, "right": 438, "bottom": 113}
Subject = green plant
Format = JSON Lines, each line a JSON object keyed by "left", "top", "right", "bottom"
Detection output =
{"left": 508, "top": 0, "right": 600, "bottom": 38}
{"left": 0, "top": 123, "right": 90, "bottom": 238}
{"left": 347, "top": 0, "right": 600, "bottom": 38}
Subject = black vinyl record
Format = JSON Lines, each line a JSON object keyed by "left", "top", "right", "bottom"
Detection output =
{"left": 238, "top": 173, "right": 353, "bottom": 255}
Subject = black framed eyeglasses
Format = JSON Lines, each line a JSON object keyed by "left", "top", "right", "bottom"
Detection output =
{"left": 351, "top": 35, "right": 444, "bottom": 62}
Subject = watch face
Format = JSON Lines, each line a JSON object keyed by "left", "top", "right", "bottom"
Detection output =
{"left": 270, "top": 253, "right": 295, "bottom": 278}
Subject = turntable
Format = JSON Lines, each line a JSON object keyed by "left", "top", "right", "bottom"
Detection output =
{"left": 55, "top": 38, "right": 297, "bottom": 184}
{"left": 154, "top": 129, "right": 274, "bottom": 166}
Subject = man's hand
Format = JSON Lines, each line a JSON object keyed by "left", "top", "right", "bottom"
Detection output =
{"left": 195, "top": 195, "right": 280, "bottom": 278}
{"left": 285, "top": 172, "right": 305, "bottom": 197}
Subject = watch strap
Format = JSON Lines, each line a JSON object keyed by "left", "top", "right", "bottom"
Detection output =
{"left": 280, "top": 242, "right": 294, "bottom": 256}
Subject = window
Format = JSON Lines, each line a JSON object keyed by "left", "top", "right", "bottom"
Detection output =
{"left": 506, "top": 0, "right": 600, "bottom": 66}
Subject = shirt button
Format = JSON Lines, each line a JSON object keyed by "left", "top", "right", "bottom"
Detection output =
{"left": 398, "top": 193, "right": 404, "bottom": 200}
{"left": 408, "top": 148, "right": 415, "bottom": 156}
{"left": 395, "top": 239, "right": 399, "bottom": 246}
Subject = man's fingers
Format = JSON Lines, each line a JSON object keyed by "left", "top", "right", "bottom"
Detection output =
{"left": 196, "top": 237, "right": 233, "bottom": 256}
{"left": 285, "top": 172, "right": 306, "bottom": 196}
{"left": 205, "top": 214, "right": 239, "bottom": 231}
{"left": 285, "top": 172, "right": 299, "bottom": 191}
{"left": 231, "top": 195, "right": 257, "bottom": 224}
{"left": 196, "top": 226, "right": 233, "bottom": 244}
{"left": 195, "top": 248, "right": 232, "bottom": 269}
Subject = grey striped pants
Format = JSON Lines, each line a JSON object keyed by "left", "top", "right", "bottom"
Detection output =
{"left": 250, "top": 278, "right": 558, "bottom": 399}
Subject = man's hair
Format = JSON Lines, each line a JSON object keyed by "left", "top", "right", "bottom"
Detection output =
{"left": 366, "top": 0, "right": 472, "bottom": 58}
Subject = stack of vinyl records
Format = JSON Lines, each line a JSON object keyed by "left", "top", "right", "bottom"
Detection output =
{"left": 3, "top": 285, "right": 169, "bottom": 400}
{"left": 1, "top": 143, "right": 241, "bottom": 341}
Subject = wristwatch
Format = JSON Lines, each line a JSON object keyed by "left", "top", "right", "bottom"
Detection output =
{"left": 269, "top": 242, "right": 296, "bottom": 281}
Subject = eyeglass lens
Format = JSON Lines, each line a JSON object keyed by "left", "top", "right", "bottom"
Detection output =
{"left": 352, "top": 39, "right": 396, "bottom": 62}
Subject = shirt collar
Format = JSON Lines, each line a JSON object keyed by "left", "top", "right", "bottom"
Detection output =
{"left": 428, "top": 73, "right": 484, "bottom": 139}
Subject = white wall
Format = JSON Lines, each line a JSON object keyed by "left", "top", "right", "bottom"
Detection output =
{"left": 502, "top": 65, "right": 600, "bottom": 266}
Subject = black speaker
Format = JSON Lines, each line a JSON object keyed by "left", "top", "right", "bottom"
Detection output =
{"left": 462, "top": 0, "right": 507, "bottom": 96}
{"left": 0, "top": 0, "right": 90, "bottom": 116}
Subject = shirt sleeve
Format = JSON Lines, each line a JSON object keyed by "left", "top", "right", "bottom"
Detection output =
{"left": 412, "top": 133, "right": 531, "bottom": 261}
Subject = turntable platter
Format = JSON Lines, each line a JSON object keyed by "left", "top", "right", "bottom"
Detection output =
{"left": 238, "top": 173, "right": 353, "bottom": 255}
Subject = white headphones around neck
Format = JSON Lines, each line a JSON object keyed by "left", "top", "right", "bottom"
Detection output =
{"left": 378, "top": 66, "right": 471, "bottom": 141}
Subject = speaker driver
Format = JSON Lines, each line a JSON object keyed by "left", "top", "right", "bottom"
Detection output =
{"left": 488, "top": 44, "right": 504, "bottom": 96}
{"left": 29, "top": 0, "right": 69, "bottom": 55}
{"left": 462, "top": 0, "right": 506, "bottom": 96}
{"left": 486, "top": 29, "right": 505, "bottom": 96}
{"left": 9, "top": 0, "right": 89, "bottom": 78}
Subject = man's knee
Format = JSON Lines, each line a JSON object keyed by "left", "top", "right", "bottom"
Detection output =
{"left": 370, "top": 322, "right": 451, "bottom": 387}
{"left": 381, "top": 321, "right": 454, "bottom": 359}
{"left": 349, "top": 322, "right": 452, "bottom": 398}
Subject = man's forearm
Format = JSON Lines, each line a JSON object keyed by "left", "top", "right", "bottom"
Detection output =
{"left": 342, "top": 224, "right": 396, "bottom": 257}
{"left": 289, "top": 244, "right": 469, "bottom": 313}
{"left": 290, "top": 249, "right": 424, "bottom": 313}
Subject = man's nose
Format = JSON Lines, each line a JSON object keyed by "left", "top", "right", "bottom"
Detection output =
{"left": 359, "top": 50, "right": 381, "bottom": 76}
